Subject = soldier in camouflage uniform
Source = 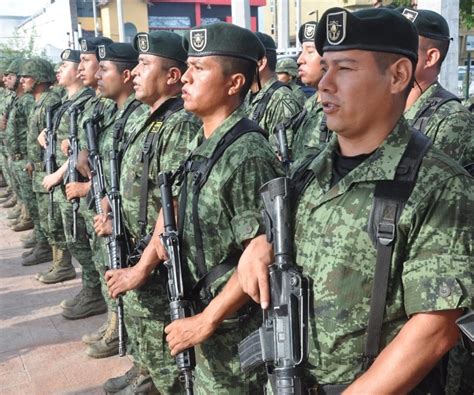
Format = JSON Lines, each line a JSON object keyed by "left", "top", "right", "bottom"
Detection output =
{"left": 0, "top": 59, "right": 12, "bottom": 188}
{"left": 4, "top": 58, "right": 36, "bottom": 232}
{"left": 245, "top": 32, "right": 302, "bottom": 152}
{"left": 400, "top": 8, "right": 474, "bottom": 167}
{"left": 106, "top": 23, "right": 283, "bottom": 394}
{"left": 18, "top": 58, "right": 61, "bottom": 266}
{"left": 275, "top": 57, "right": 306, "bottom": 107}
{"left": 236, "top": 8, "right": 472, "bottom": 393}
{"left": 99, "top": 32, "right": 200, "bottom": 394}
{"left": 57, "top": 37, "right": 116, "bottom": 322}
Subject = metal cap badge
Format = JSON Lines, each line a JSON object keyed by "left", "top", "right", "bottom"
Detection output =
{"left": 402, "top": 8, "right": 419, "bottom": 23}
{"left": 137, "top": 34, "right": 149, "bottom": 52}
{"left": 304, "top": 23, "right": 316, "bottom": 41}
{"left": 62, "top": 49, "right": 71, "bottom": 60}
{"left": 80, "top": 39, "right": 88, "bottom": 52}
{"left": 97, "top": 45, "right": 106, "bottom": 59}
{"left": 326, "top": 11, "right": 347, "bottom": 46}
{"left": 190, "top": 29, "right": 207, "bottom": 52}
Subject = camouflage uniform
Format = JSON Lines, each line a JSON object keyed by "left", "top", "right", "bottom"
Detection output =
{"left": 179, "top": 108, "right": 283, "bottom": 394}
{"left": 288, "top": 81, "right": 306, "bottom": 108}
{"left": 0, "top": 88, "right": 15, "bottom": 187}
{"left": 404, "top": 82, "right": 474, "bottom": 167}
{"left": 245, "top": 77, "right": 302, "bottom": 152}
{"left": 120, "top": 97, "right": 200, "bottom": 392}
{"left": 292, "top": 118, "right": 473, "bottom": 385}
{"left": 28, "top": 88, "right": 62, "bottom": 246}
{"left": 5, "top": 93, "right": 35, "bottom": 209}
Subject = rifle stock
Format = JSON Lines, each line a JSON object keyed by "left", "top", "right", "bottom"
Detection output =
{"left": 67, "top": 105, "right": 80, "bottom": 241}
{"left": 44, "top": 102, "right": 61, "bottom": 221}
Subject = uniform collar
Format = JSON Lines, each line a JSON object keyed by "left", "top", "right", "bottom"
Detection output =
{"left": 69, "top": 86, "right": 93, "bottom": 102}
{"left": 250, "top": 77, "right": 278, "bottom": 104}
{"left": 308, "top": 117, "right": 412, "bottom": 200}
{"left": 404, "top": 81, "right": 439, "bottom": 121}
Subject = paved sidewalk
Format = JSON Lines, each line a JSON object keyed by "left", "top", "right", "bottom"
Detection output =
{"left": 0, "top": 202, "right": 132, "bottom": 395}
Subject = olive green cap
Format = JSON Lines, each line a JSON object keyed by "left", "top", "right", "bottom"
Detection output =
{"left": 276, "top": 58, "right": 298, "bottom": 77}
{"left": 134, "top": 31, "right": 187, "bottom": 64}
{"left": 184, "top": 22, "right": 265, "bottom": 63}
{"left": 61, "top": 49, "right": 81, "bottom": 63}
{"left": 255, "top": 32, "right": 277, "bottom": 54}
{"left": 298, "top": 21, "right": 318, "bottom": 44}
{"left": 79, "top": 36, "right": 113, "bottom": 54}
{"left": 96, "top": 42, "right": 138, "bottom": 64}
{"left": 399, "top": 8, "right": 451, "bottom": 41}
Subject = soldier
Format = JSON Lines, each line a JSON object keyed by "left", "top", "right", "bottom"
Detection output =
{"left": 275, "top": 57, "right": 306, "bottom": 106}
{"left": 235, "top": 7, "right": 472, "bottom": 393}
{"left": 97, "top": 32, "right": 200, "bottom": 394}
{"left": 4, "top": 58, "right": 36, "bottom": 233}
{"left": 19, "top": 58, "right": 61, "bottom": 266}
{"left": 106, "top": 23, "right": 283, "bottom": 394}
{"left": 400, "top": 8, "right": 474, "bottom": 167}
{"left": 245, "top": 32, "right": 302, "bottom": 151}
{"left": 39, "top": 49, "right": 94, "bottom": 286}
{"left": 0, "top": 59, "right": 11, "bottom": 188}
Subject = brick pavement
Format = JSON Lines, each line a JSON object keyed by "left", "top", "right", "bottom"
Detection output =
{"left": 0, "top": 197, "right": 132, "bottom": 395}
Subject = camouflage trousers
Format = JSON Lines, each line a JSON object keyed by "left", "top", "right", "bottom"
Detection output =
{"left": 446, "top": 343, "right": 474, "bottom": 395}
{"left": 55, "top": 187, "right": 100, "bottom": 289}
{"left": 5, "top": 156, "right": 21, "bottom": 199}
{"left": 1, "top": 153, "right": 13, "bottom": 188}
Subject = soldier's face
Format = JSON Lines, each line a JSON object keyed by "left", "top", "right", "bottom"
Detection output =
{"left": 20, "top": 76, "right": 35, "bottom": 93}
{"left": 318, "top": 50, "right": 392, "bottom": 137}
{"left": 58, "top": 61, "right": 80, "bottom": 87}
{"left": 4, "top": 73, "right": 17, "bottom": 90}
{"left": 277, "top": 73, "right": 291, "bottom": 84}
{"left": 297, "top": 42, "right": 323, "bottom": 87}
{"left": 78, "top": 53, "right": 99, "bottom": 87}
{"left": 132, "top": 54, "right": 168, "bottom": 105}
{"left": 181, "top": 56, "right": 230, "bottom": 116}
{"left": 96, "top": 60, "right": 123, "bottom": 100}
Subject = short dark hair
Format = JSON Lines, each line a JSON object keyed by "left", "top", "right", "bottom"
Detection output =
{"left": 216, "top": 56, "right": 256, "bottom": 101}
{"left": 372, "top": 52, "right": 416, "bottom": 99}
{"left": 420, "top": 37, "right": 449, "bottom": 71}
{"left": 160, "top": 57, "right": 187, "bottom": 75}
{"left": 266, "top": 51, "right": 277, "bottom": 72}
{"left": 115, "top": 61, "right": 138, "bottom": 74}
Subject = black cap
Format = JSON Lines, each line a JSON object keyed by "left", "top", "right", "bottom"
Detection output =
{"left": 255, "top": 32, "right": 277, "bottom": 53}
{"left": 61, "top": 49, "right": 81, "bottom": 63}
{"left": 134, "top": 31, "right": 187, "bottom": 64}
{"left": 298, "top": 21, "right": 318, "bottom": 44}
{"left": 316, "top": 7, "right": 418, "bottom": 63}
{"left": 79, "top": 36, "right": 114, "bottom": 54}
{"left": 184, "top": 22, "right": 265, "bottom": 63}
{"left": 96, "top": 42, "right": 138, "bottom": 64}
{"left": 399, "top": 8, "right": 451, "bottom": 41}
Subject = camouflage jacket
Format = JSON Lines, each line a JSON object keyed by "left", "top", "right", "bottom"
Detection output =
{"left": 5, "top": 93, "right": 35, "bottom": 157}
{"left": 245, "top": 77, "right": 302, "bottom": 151}
{"left": 293, "top": 117, "right": 473, "bottom": 384}
{"left": 180, "top": 107, "right": 283, "bottom": 298}
{"left": 0, "top": 88, "right": 15, "bottom": 150}
{"left": 404, "top": 82, "right": 474, "bottom": 167}
{"left": 290, "top": 96, "right": 326, "bottom": 161}
{"left": 289, "top": 80, "right": 307, "bottom": 108}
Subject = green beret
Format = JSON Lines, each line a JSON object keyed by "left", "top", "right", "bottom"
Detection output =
{"left": 96, "top": 42, "right": 138, "bottom": 64}
{"left": 133, "top": 31, "right": 187, "bottom": 64}
{"left": 61, "top": 49, "right": 81, "bottom": 63}
{"left": 298, "top": 21, "right": 318, "bottom": 44}
{"left": 184, "top": 22, "right": 265, "bottom": 63}
{"left": 276, "top": 58, "right": 298, "bottom": 77}
{"left": 399, "top": 8, "right": 451, "bottom": 41}
{"left": 79, "top": 36, "right": 113, "bottom": 54}
{"left": 316, "top": 7, "right": 418, "bottom": 63}
{"left": 255, "top": 32, "right": 277, "bottom": 53}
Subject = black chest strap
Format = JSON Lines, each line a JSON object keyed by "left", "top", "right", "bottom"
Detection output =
{"left": 137, "top": 97, "right": 184, "bottom": 237}
{"left": 412, "top": 85, "right": 460, "bottom": 133}
{"left": 363, "top": 129, "right": 431, "bottom": 370}
{"left": 251, "top": 80, "right": 289, "bottom": 125}
{"left": 113, "top": 99, "right": 143, "bottom": 153}
{"left": 176, "top": 118, "right": 266, "bottom": 299}
{"left": 319, "top": 115, "right": 331, "bottom": 143}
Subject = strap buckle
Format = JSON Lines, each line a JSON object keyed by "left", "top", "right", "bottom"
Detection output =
{"left": 376, "top": 222, "right": 395, "bottom": 246}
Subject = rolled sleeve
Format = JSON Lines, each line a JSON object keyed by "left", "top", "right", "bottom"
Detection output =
{"left": 230, "top": 209, "right": 263, "bottom": 245}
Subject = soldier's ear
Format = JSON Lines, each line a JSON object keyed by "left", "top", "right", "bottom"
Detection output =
{"left": 389, "top": 57, "right": 412, "bottom": 96}
{"left": 122, "top": 69, "right": 133, "bottom": 84}
{"left": 167, "top": 67, "right": 182, "bottom": 85}
{"left": 228, "top": 72, "right": 245, "bottom": 97}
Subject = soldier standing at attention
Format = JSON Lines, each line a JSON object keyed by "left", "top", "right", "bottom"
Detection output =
{"left": 106, "top": 23, "right": 283, "bottom": 394}
{"left": 401, "top": 8, "right": 474, "bottom": 167}
{"left": 98, "top": 31, "right": 200, "bottom": 394}
{"left": 19, "top": 58, "right": 62, "bottom": 266}
{"left": 275, "top": 57, "right": 306, "bottom": 107}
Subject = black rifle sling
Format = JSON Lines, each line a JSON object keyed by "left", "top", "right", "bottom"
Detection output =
{"left": 251, "top": 80, "right": 290, "bottom": 125}
{"left": 113, "top": 99, "right": 142, "bottom": 152}
{"left": 177, "top": 119, "right": 266, "bottom": 300}
{"left": 137, "top": 97, "right": 184, "bottom": 237}
{"left": 363, "top": 129, "right": 431, "bottom": 369}
{"left": 412, "top": 85, "right": 461, "bottom": 133}
{"left": 319, "top": 115, "right": 331, "bottom": 143}
{"left": 53, "top": 89, "right": 94, "bottom": 130}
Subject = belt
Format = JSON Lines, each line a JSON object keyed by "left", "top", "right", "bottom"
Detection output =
{"left": 308, "top": 385, "right": 348, "bottom": 395}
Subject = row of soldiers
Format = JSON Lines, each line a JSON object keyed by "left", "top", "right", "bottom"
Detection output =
{"left": 0, "top": 4, "right": 472, "bottom": 395}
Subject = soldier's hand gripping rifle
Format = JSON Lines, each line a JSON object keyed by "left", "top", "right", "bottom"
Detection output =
{"left": 44, "top": 102, "right": 61, "bottom": 221}
{"left": 158, "top": 171, "right": 195, "bottom": 395}
{"left": 238, "top": 177, "right": 310, "bottom": 395}
{"left": 275, "top": 124, "right": 291, "bottom": 172}
{"left": 67, "top": 105, "right": 80, "bottom": 241}
{"left": 108, "top": 149, "right": 128, "bottom": 357}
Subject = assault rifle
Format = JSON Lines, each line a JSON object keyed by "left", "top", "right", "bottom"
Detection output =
{"left": 67, "top": 105, "right": 80, "bottom": 241}
{"left": 44, "top": 102, "right": 61, "bottom": 220}
{"left": 238, "top": 177, "right": 310, "bottom": 395}
{"left": 108, "top": 149, "right": 128, "bottom": 356}
{"left": 158, "top": 171, "right": 195, "bottom": 395}
{"left": 275, "top": 124, "right": 291, "bottom": 171}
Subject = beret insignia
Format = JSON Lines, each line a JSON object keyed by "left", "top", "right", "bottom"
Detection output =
{"left": 62, "top": 49, "right": 71, "bottom": 60}
{"left": 80, "top": 39, "right": 88, "bottom": 52}
{"left": 190, "top": 29, "right": 207, "bottom": 52}
{"left": 402, "top": 8, "right": 419, "bottom": 23}
{"left": 327, "top": 10, "right": 346, "bottom": 46}
{"left": 137, "top": 34, "right": 149, "bottom": 52}
{"left": 98, "top": 45, "right": 106, "bottom": 59}
{"left": 304, "top": 23, "right": 316, "bottom": 41}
